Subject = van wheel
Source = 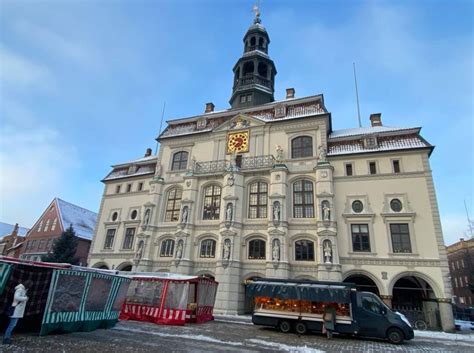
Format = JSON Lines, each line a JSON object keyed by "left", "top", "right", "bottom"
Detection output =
{"left": 295, "top": 322, "right": 307, "bottom": 335}
{"left": 387, "top": 328, "right": 404, "bottom": 344}
{"left": 279, "top": 320, "right": 291, "bottom": 333}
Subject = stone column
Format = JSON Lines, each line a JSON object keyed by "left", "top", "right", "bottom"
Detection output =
{"left": 438, "top": 298, "right": 455, "bottom": 332}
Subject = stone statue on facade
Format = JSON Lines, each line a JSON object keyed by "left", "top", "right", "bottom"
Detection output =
{"left": 275, "top": 145, "right": 283, "bottom": 162}
{"left": 273, "top": 202, "right": 280, "bottom": 222}
{"left": 318, "top": 145, "right": 327, "bottom": 163}
{"left": 176, "top": 240, "right": 183, "bottom": 259}
{"left": 322, "top": 202, "right": 331, "bottom": 221}
{"left": 155, "top": 163, "right": 163, "bottom": 177}
{"left": 223, "top": 239, "right": 231, "bottom": 260}
{"left": 272, "top": 239, "right": 280, "bottom": 262}
{"left": 226, "top": 203, "right": 233, "bottom": 222}
{"left": 181, "top": 206, "right": 188, "bottom": 224}
{"left": 134, "top": 240, "right": 144, "bottom": 260}
{"left": 323, "top": 240, "right": 332, "bottom": 263}
{"left": 144, "top": 209, "right": 151, "bottom": 226}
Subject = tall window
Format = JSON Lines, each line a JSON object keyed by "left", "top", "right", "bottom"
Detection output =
{"left": 104, "top": 229, "right": 116, "bottom": 249}
{"left": 51, "top": 218, "right": 57, "bottom": 231}
{"left": 293, "top": 180, "right": 314, "bottom": 218}
{"left": 369, "top": 162, "right": 377, "bottom": 175}
{"left": 203, "top": 185, "right": 221, "bottom": 220}
{"left": 123, "top": 228, "right": 135, "bottom": 249}
{"left": 295, "top": 240, "right": 314, "bottom": 261}
{"left": 291, "top": 136, "right": 313, "bottom": 158}
{"left": 248, "top": 239, "right": 266, "bottom": 259}
{"left": 390, "top": 223, "right": 412, "bottom": 253}
{"left": 200, "top": 239, "right": 216, "bottom": 258}
{"left": 165, "top": 188, "right": 182, "bottom": 222}
{"left": 393, "top": 160, "right": 401, "bottom": 173}
{"left": 351, "top": 224, "right": 371, "bottom": 252}
{"left": 172, "top": 151, "right": 188, "bottom": 171}
{"left": 160, "top": 239, "right": 175, "bottom": 257}
{"left": 248, "top": 182, "right": 268, "bottom": 218}
{"left": 345, "top": 163, "right": 353, "bottom": 176}
{"left": 44, "top": 219, "right": 50, "bottom": 232}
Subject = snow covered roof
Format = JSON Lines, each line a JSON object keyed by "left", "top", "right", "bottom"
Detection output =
{"left": 159, "top": 95, "right": 327, "bottom": 139}
{"left": 103, "top": 154, "right": 157, "bottom": 182}
{"left": 56, "top": 198, "right": 97, "bottom": 241}
{"left": 0, "top": 222, "right": 29, "bottom": 237}
{"left": 328, "top": 134, "right": 431, "bottom": 156}
{"left": 329, "top": 126, "right": 419, "bottom": 139}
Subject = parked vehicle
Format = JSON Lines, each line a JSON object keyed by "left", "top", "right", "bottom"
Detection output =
{"left": 247, "top": 278, "right": 414, "bottom": 344}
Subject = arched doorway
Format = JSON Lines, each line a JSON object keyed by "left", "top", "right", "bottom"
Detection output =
{"left": 92, "top": 262, "right": 109, "bottom": 270}
{"left": 343, "top": 274, "right": 380, "bottom": 295}
{"left": 117, "top": 262, "right": 133, "bottom": 272}
{"left": 391, "top": 275, "right": 440, "bottom": 329}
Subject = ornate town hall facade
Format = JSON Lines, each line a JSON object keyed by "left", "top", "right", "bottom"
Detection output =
{"left": 88, "top": 14, "right": 454, "bottom": 330}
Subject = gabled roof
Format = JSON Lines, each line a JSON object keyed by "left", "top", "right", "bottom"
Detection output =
{"left": 328, "top": 125, "right": 432, "bottom": 156}
{"left": 159, "top": 94, "right": 329, "bottom": 139}
{"left": 102, "top": 154, "right": 157, "bottom": 182}
{"left": 56, "top": 198, "right": 97, "bottom": 241}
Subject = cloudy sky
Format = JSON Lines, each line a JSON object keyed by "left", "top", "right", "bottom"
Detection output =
{"left": 0, "top": 0, "right": 472, "bottom": 245}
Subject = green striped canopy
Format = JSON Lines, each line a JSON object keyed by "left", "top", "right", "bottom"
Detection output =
{"left": 0, "top": 262, "right": 13, "bottom": 295}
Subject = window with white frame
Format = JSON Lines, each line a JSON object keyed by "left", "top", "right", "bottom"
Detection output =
{"left": 390, "top": 223, "right": 412, "bottom": 253}
{"left": 351, "top": 224, "right": 371, "bottom": 252}
{"left": 51, "top": 218, "right": 57, "bottom": 231}
{"left": 295, "top": 240, "right": 314, "bottom": 261}
{"left": 248, "top": 239, "right": 266, "bottom": 259}
{"left": 200, "top": 239, "right": 216, "bottom": 258}
{"left": 123, "top": 228, "right": 135, "bottom": 249}
{"left": 104, "top": 229, "right": 116, "bottom": 249}
{"left": 165, "top": 188, "right": 182, "bottom": 222}
{"left": 44, "top": 219, "right": 50, "bottom": 232}
{"left": 160, "top": 239, "right": 175, "bottom": 257}
{"left": 248, "top": 182, "right": 268, "bottom": 218}
{"left": 293, "top": 180, "right": 314, "bottom": 218}
{"left": 203, "top": 185, "right": 221, "bottom": 220}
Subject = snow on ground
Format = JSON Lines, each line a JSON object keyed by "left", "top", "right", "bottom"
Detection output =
{"left": 114, "top": 325, "right": 326, "bottom": 352}
{"left": 248, "top": 339, "right": 325, "bottom": 353}
{"left": 414, "top": 330, "right": 474, "bottom": 342}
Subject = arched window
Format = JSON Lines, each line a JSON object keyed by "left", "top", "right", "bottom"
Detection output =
{"left": 291, "top": 136, "right": 313, "bottom": 158}
{"left": 248, "top": 239, "right": 266, "bottom": 260}
{"left": 257, "top": 62, "right": 268, "bottom": 78}
{"left": 200, "top": 239, "right": 216, "bottom": 258}
{"left": 248, "top": 182, "right": 268, "bottom": 219}
{"left": 295, "top": 240, "right": 314, "bottom": 261}
{"left": 250, "top": 36, "right": 256, "bottom": 46}
{"left": 203, "top": 185, "right": 221, "bottom": 220}
{"left": 160, "top": 239, "right": 175, "bottom": 257}
{"left": 171, "top": 151, "right": 188, "bottom": 171}
{"left": 258, "top": 37, "right": 264, "bottom": 48}
{"left": 293, "top": 180, "right": 314, "bottom": 218}
{"left": 243, "top": 61, "right": 254, "bottom": 76}
{"left": 165, "top": 188, "right": 182, "bottom": 222}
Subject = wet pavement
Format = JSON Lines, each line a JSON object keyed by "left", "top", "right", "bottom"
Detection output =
{"left": 1, "top": 317, "right": 472, "bottom": 352}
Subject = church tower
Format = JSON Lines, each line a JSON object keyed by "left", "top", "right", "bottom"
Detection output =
{"left": 229, "top": 9, "right": 277, "bottom": 109}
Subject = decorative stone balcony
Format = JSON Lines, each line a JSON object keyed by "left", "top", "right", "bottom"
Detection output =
{"left": 192, "top": 155, "right": 276, "bottom": 175}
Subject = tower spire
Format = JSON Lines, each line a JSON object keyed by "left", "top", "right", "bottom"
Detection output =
{"left": 229, "top": 6, "right": 277, "bottom": 109}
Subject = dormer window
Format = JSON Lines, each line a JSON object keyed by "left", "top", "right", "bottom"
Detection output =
{"left": 196, "top": 118, "right": 207, "bottom": 130}
{"left": 128, "top": 164, "right": 138, "bottom": 174}
{"left": 274, "top": 104, "right": 286, "bottom": 118}
{"left": 364, "top": 136, "right": 378, "bottom": 149}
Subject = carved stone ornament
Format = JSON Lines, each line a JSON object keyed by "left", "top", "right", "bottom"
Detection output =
{"left": 186, "top": 180, "right": 192, "bottom": 187}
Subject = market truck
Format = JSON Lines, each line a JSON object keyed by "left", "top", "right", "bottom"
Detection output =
{"left": 246, "top": 278, "right": 414, "bottom": 344}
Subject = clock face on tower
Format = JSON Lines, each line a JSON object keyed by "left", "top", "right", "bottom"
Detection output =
{"left": 227, "top": 130, "right": 250, "bottom": 154}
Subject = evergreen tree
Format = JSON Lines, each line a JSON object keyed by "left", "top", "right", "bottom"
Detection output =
{"left": 42, "top": 225, "right": 80, "bottom": 265}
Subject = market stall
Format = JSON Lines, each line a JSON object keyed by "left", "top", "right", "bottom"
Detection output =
{"left": 119, "top": 274, "right": 218, "bottom": 326}
{"left": 0, "top": 256, "right": 130, "bottom": 336}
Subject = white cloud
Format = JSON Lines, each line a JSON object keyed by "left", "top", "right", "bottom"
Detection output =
{"left": 12, "top": 19, "right": 102, "bottom": 69}
{"left": 0, "top": 45, "right": 54, "bottom": 90}
{"left": 0, "top": 124, "right": 79, "bottom": 227}
{"left": 441, "top": 214, "right": 472, "bottom": 246}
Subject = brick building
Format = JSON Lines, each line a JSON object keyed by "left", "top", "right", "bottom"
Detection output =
{"left": 447, "top": 238, "right": 474, "bottom": 307}
{"left": 20, "top": 198, "right": 97, "bottom": 265}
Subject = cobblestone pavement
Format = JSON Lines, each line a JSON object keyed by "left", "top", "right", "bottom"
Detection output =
{"left": 1, "top": 318, "right": 472, "bottom": 352}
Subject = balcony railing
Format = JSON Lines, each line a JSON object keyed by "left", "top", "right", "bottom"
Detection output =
{"left": 234, "top": 75, "right": 272, "bottom": 89}
{"left": 192, "top": 155, "right": 276, "bottom": 175}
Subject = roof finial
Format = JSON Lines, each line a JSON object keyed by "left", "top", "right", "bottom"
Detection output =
{"left": 252, "top": 1, "right": 261, "bottom": 24}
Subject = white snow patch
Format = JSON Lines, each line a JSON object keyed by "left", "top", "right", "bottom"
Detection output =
{"left": 247, "top": 339, "right": 325, "bottom": 353}
{"left": 113, "top": 326, "right": 244, "bottom": 346}
{"left": 414, "top": 330, "right": 474, "bottom": 342}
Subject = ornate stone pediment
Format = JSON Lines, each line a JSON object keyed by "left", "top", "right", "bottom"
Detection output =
{"left": 213, "top": 114, "right": 265, "bottom": 132}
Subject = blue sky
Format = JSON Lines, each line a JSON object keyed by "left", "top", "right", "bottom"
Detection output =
{"left": 0, "top": 0, "right": 472, "bottom": 245}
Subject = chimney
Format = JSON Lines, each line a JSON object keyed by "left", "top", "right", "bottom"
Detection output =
{"left": 370, "top": 113, "right": 382, "bottom": 127}
{"left": 286, "top": 88, "right": 295, "bottom": 99}
{"left": 205, "top": 102, "right": 215, "bottom": 113}
{"left": 144, "top": 148, "right": 152, "bottom": 157}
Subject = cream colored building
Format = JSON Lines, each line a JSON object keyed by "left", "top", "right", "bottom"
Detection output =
{"left": 88, "top": 15, "right": 454, "bottom": 331}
